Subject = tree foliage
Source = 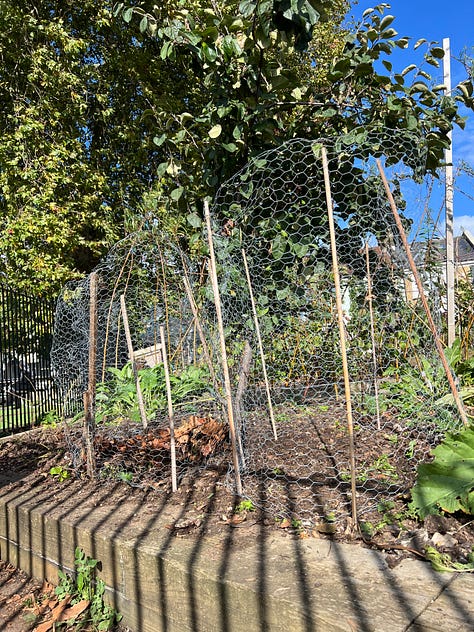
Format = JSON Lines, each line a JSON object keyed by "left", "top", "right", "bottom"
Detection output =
{"left": 1, "top": 1, "right": 473, "bottom": 295}
{"left": 115, "top": 2, "right": 473, "bottom": 239}
{"left": 0, "top": 1, "right": 175, "bottom": 294}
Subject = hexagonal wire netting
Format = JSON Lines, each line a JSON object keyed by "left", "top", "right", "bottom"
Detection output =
{"left": 204, "top": 136, "right": 465, "bottom": 527}
{"left": 51, "top": 136, "right": 466, "bottom": 529}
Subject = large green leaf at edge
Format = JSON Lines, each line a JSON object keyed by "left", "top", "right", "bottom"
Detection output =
{"left": 410, "top": 427, "right": 474, "bottom": 518}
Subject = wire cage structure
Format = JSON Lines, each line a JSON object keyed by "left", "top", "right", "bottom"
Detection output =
{"left": 51, "top": 136, "right": 467, "bottom": 528}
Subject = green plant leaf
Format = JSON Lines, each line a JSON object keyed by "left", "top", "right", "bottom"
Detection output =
{"left": 208, "top": 124, "right": 222, "bottom": 138}
{"left": 410, "top": 426, "right": 474, "bottom": 518}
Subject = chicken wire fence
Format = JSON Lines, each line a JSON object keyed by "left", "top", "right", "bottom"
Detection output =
{"left": 51, "top": 136, "right": 466, "bottom": 528}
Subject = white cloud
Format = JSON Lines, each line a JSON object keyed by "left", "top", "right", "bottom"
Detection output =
{"left": 454, "top": 214, "right": 474, "bottom": 236}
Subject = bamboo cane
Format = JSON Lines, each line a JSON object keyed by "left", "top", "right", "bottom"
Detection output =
{"left": 376, "top": 159, "right": 469, "bottom": 427}
{"left": 204, "top": 201, "right": 243, "bottom": 495}
{"left": 181, "top": 270, "right": 223, "bottom": 403}
{"left": 83, "top": 272, "right": 98, "bottom": 478}
{"left": 160, "top": 325, "right": 177, "bottom": 492}
{"left": 120, "top": 294, "right": 148, "bottom": 429}
{"left": 242, "top": 249, "right": 278, "bottom": 440}
{"left": 321, "top": 146, "right": 358, "bottom": 528}
{"left": 365, "top": 242, "right": 382, "bottom": 431}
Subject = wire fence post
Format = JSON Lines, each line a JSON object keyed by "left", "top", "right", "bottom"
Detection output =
{"left": 365, "top": 242, "right": 381, "bottom": 431}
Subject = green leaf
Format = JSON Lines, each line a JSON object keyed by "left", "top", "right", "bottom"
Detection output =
{"left": 157, "top": 161, "right": 169, "bottom": 178}
{"left": 401, "top": 64, "right": 417, "bottom": 76}
{"left": 379, "top": 15, "right": 395, "bottom": 30}
{"left": 202, "top": 42, "right": 217, "bottom": 62}
{"left": 139, "top": 16, "right": 148, "bottom": 33}
{"left": 414, "top": 38, "right": 427, "bottom": 49}
{"left": 187, "top": 212, "right": 202, "bottom": 228}
{"left": 123, "top": 7, "right": 133, "bottom": 23}
{"left": 153, "top": 134, "right": 167, "bottom": 147}
{"left": 430, "top": 47, "right": 445, "bottom": 59}
{"left": 170, "top": 186, "right": 184, "bottom": 201}
{"left": 410, "top": 426, "right": 474, "bottom": 518}
{"left": 271, "top": 234, "right": 286, "bottom": 260}
{"left": 208, "top": 124, "right": 222, "bottom": 138}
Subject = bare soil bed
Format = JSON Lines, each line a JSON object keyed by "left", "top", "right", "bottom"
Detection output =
{"left": 1, "top": 401, "right": 473, "bottom": 630}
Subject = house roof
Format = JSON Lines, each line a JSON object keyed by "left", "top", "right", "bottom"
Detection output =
{"left": 455, "top": 229, "right": 474, "bottom": 264}
{"left": 413, "top": 229, "right": 474, "bottom": 266}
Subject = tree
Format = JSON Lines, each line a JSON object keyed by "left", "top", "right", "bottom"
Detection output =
{"left": 0, "top": 0, "right": 349, "bottom": 295}
{"left": 116, "top": 3, "right": 473, "bottom": 234}
{"left": 0, "top": 1, "right": 176, "bottom": 295}
{"left": 113, "top": 1, "right": 349, "bottom": 224}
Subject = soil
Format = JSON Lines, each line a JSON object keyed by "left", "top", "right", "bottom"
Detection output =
{"left": 0, "top": 401, "right": 473, "bottom": 631}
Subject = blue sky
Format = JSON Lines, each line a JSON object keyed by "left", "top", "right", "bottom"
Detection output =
{"left": 347, "top": 1, "right": 474, "bottom": 236}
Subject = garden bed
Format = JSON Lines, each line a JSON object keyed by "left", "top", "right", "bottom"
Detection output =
{"left": 1, "top": 400, "right": 473, "bottom": 571}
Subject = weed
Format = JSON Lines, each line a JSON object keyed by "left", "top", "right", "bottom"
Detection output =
{"left": 118, "top": 470, "right": 133, "bottom": 484}
{"left": 380, "top": 355, "right": 458, "bottom": 429}
{"left": 235, "top": 499, "right": 255, "bottom": 514}
{"left": 324, "top": 511, "right": 336, "bottom": 523}
{"left": 274, "top": 411, "right": 291, "bottom": 424}
{"left": 40, "top": 409, "right": 61, "bottom": 428}
{"left": 358, "top": 454, "right": 399, "bottom": 484}
{"left": 425, "top": 546, "right": 474, "bottom": 573}
{"left": 49, "top": 465, "right": 70, "bottom": 482}
{"left": 359, "top": 521, "right": 375, "bottom": 538}
{"left": 405, "top": 439, "right": 417, "bottom": 459}
{"left": 56, "top": 547, "right": 122, "bottom": 631}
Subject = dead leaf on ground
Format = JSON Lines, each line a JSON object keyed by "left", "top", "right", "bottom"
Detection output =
{"left": 58, "top": 599, "right": 90, "bottom": 622}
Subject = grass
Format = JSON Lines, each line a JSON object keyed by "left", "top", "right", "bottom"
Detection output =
{"left": 0, "top": 399, "right": 36, "bottom": 435}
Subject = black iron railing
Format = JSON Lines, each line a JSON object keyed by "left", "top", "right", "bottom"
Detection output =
{"left": 0, "top": 285, "right": 60, "bottom": 435}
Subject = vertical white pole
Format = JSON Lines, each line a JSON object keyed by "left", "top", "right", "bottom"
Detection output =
{"left": 444, "top": 37, "right": 456, "bottom": 346}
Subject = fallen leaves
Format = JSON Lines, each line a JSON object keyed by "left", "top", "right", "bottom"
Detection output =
{"left": 96, "top": 415, "right": 228, "bottom": 467}
{"left": 16, "top": 581, "right": 93, "bottom": 632}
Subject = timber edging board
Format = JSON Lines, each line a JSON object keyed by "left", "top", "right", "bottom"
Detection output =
{"left": 0, "top": 479, "right": 473, "bottom": 631}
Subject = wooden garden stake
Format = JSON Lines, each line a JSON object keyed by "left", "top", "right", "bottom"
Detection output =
{"left": 181, "top": 270, "right": 223, "bottom": 403}
{"left": 120, "top": 294, "right": 149, "bottom": 429}
{"left": 242, "top": 249, "right": 278, "bottom": 440}
{"left": 204, "top": 201, "right": 243, "bottom": 495}
{"left": 321, "top": 146, "right": 358, "bottom": 527}
{"left": 83, "top": 272, "right": 98, "bottom": 478}
{"left": 160, "top": 325, "right": 177, "bottom": 493}
{"left": 376, "top": 159, "right": 469, "bottom": 427}
{"left": 365, "top": 242, "right": 381, "bottom": 431}
{"left": 234, "top": 340, "right": 252, "bottom": 469}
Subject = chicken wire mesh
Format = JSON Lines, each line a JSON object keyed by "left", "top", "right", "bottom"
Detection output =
{"left": 205, "top": 136, "right": 466, "bottom": 525}
{"left": 51, "top": 230, "right": 229, "bottom": 485}
{"left": 50, "top": 136, "right": 467, "bottom": 530}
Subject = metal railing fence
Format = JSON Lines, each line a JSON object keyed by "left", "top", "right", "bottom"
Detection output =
{"left": 0, "top": 284, "right": 60, "bottom": 436}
